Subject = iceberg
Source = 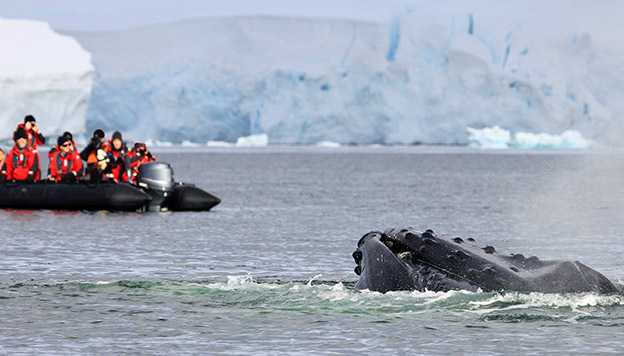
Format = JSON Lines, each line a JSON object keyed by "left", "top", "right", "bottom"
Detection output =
{"left": 0, "top": 17, "right": 93, "bottom": 140}
{"left": 235, "top": 133, "right": 269, "bottom": 147}
{"left": 316, "top": 141, "right": 342, "bottom": 148}
{"left": 4, "top": 1, "right": 623, "bottom": 146}
{"left": 514, "top": 130, "right": 591, "bottom": 149}
{"left": 61, "top": 1, "right": 624, "bottom": 146}
{"left": 467, "top": 126, "right": 510, "bottom": 149}
{"left": 467, "top": 126, "right": 592, "bottom": 149}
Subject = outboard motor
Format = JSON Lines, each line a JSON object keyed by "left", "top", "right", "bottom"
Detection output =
{"left": 137, "top": 161, "right": 174, "bottom": 211}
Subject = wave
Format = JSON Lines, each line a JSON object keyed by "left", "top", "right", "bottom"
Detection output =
{"left": 6, "top": 276, "right": 623, "bottom": 323}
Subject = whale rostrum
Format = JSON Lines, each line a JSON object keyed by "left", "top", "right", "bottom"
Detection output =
{"left": 353, "top": 227, "right": 620, "bottom": 294}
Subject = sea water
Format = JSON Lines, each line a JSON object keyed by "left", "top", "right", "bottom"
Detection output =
{"left": 1, "top": 147, "right": 624, "bottom": 355}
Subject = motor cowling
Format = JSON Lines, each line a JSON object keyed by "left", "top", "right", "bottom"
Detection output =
{"left": 137, "top": 161, "right": 174, "bottom": 211}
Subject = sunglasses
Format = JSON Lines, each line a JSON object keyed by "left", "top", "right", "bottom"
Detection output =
{"left": 61, "top": 143, "right": 72, "bottom": 147}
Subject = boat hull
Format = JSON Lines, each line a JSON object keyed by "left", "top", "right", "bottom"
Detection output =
{"left": 0, "top": 182, "right": 150, "bottom": 211}
{"left": 0, "top": 181, "right": 220, "bottom": 212}
{"left": 163, "top": 184, "right": 221, "bottom": 211}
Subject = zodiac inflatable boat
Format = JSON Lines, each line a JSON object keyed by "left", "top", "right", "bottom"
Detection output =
{"left": 0, "top": 162, "right": 220, "bottom": 212}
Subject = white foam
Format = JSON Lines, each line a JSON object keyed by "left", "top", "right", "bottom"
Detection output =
{"left": 469, "top": 291, "right": 624, "bottom": 312}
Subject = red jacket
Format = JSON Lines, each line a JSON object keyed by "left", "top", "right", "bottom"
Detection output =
{"left": 48, "top": 140, "right": 76, "bottom": 160}
{"left": 17, "top": 123, "right": 45, "bottom": 148}
{"left": 129, "top": 148, "right": 156, "bottom": 181}
{"left": 108, "top": 143, "right": 130, "bottom": 182}
{"left": 2, "top": 145, "right": 40, "bottom": 181}
{"left": 49, "top": 150, "right": 83, "bottom": 181}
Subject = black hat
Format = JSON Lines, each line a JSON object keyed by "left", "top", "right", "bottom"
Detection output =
{"left": 24, "top": 115, "right": 36, "bottom": 124}
{"left": 93, "top": 129, "right": 105, "bottom": 139}
{"left": 112, "top": 131, "right": 122, "bottom": 141}
{"left": 57, "top": 135, "right": 71, "bottom": 146}
{"left": 62, "top": 131, "right": 73, "bottom": 140}
{"left": 14, "top": 127, "right": 28, "bottom": 141}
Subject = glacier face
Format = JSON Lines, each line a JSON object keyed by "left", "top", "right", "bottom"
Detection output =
{"left": 0, "top": 18, "right": 94, "bottom": 140}
{"left": 64, "top": 1, "right": 624, "bottom": 145}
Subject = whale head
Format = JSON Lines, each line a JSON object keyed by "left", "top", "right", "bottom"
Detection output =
{"left": 353, "top": 228, "right": 487, "bottom": 293}
{"left": 353, "top": 227, "right": 620, "bottom": 294}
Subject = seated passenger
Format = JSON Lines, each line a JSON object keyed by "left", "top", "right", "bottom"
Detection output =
{"left": 80, "top": 129, "right": 109, "bottom": 178}
{"left": 48, "top": 131, "right": 76, "bottom": 176}
{"left": 107, "top": 131, "right": 131, "bottom": 182}
{"left": 49, "top": 135, "right": 83, "bottom": 182}
{"left": 129, "top": 142, "right": 156, "bottom": 181}
{"left": 18, "top": 115, "right": 46, "bottom": 148}
{"left": 91, "top": 148, "right": 115, "bottom": 182}
{"left": 0, "top": 127, "right": 40, "bottom": 182}
{"left": 48, "top": 131, "right": 76, "bottom": 159}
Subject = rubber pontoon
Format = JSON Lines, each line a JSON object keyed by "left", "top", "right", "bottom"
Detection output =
{"left": 0, "top": 162, "right": 220, "bottom": 212}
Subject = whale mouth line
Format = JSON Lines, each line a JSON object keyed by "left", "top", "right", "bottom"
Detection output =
{"left": 379, "top": 234, "right": 413, "bottom": 256}
{"left": 377, "top": 233, "right": 490, "bottom": 290}
{"left": 377, "top": 234, "right": 439, "bottom": 272}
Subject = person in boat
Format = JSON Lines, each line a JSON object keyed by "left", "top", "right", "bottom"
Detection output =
{"left": 47, "top": 131, "right": 76, "bottom": 176}
{"left": 18, "top": 115, "right": 46, "bottom": 149}
{"left": 80, "top": 129, "right": 109, "bottom": 178}
{"left": 48, "top": 131, "right": 76, "bottom": 159}
{"left": 129, "top": 142, "right": 156, "bottom": 182}
{"left": 107, "top": 131, "right": 132, "bottom": 182}
{"left": 0, "top": 127, "right": 41, "bottom": 182}
{"left": 48, "top": 135, "right": 83, "bottom": 182}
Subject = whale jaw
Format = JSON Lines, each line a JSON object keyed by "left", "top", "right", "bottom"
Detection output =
{"left": 353, "top": 227, "right": 620, "bottom": 294}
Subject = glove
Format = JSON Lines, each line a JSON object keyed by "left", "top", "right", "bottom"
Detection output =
{"left": 24, "top": 174, "right": 35, "bottom": 183}
{"left": 146, "top": 152, "right": 153, "bottom": 159}
{"left": 116, "top": 156, "right": 125, "bottom": 165}
{"left": 61, "top": 172, "right": 75, "bottom": 183}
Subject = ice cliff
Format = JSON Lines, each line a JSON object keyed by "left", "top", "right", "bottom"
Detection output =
{"left": 0, "top": 18, "right": 93, "bottom": 140}
{"left": 8, "top": 0, "right": 624, "bottom": 146}
{"left": 62, "top": 0, "right": 624, "bottom": 145}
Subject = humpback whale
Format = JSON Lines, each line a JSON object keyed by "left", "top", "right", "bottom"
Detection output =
{"left": 353, "top": 227, "right": 620, "bottom": 294}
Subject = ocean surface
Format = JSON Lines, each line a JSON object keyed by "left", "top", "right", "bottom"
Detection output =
{"left": 1, "top": 146, "right": 624, "bottom": 355}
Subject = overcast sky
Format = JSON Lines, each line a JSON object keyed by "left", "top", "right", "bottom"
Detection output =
{"left": 0, "top": 0, "right": 412, "bottom": 30}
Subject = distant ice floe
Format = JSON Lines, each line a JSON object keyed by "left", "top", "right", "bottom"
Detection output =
{"left": 514, "top": 130, "right": 591, "bottom": 149}
{"left": 235, "top": 133, "right": 269, "bottom": 147}
{"left": 206, "top": 140, "right": 234, "bottom": 148}
{"left": 205, "top": 133, "right": 269, "bottom": 148}
{"left": 144, "top": 139, "right": 173, "bottom": 147}
{"left": 467, "top": 126, "right": 592, "bottom": 149}
{"left": 467, "top": 126, "right": 510, "bottom": 149}
{"left": 316, "top": 141, "right": 341, "bottom": 148}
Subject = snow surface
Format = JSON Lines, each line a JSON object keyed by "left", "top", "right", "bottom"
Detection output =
{"left": 0, "top": 17, "right": 93, "bottom": 140}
